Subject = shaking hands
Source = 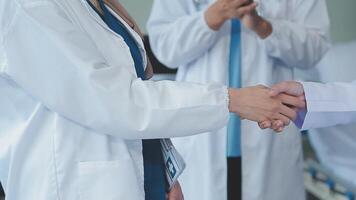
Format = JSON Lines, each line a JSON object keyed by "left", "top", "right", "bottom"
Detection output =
{"left": 261, "top": 81, "right": 306, "bottom": 132}
{"left": 228, "top": 81, "right": 306, "bottom": 132}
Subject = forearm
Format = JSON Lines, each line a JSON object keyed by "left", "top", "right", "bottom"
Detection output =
{"left": 262, "top": 0, "right": 330, "bottom": 68}
{"left": 298, "top": 81, "right": 356, "bottom": 130}
{"left": 263, "top": 19, "right": 330, "bottom": 68}
{"left": 250, "top": 16, "right": 272, "bottom": 39}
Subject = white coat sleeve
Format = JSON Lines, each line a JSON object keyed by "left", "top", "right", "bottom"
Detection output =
{"left": 147, "top": 0, "right": 219, "bottom": 68}
{"left": 295, "top": 81, "right": 356, "bottom": 130}
{"left": 263, "top": 0, "right": 330, "bottom": 69}
{"left": 3, "top": 1, "right": 229, "bottom": 139}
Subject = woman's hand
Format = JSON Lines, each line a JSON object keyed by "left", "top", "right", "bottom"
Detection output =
{"left": 167, "top": 182, "right": 184, "bottom": 200}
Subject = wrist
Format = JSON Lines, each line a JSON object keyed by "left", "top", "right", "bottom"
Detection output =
{"left": 252, "top": 17, "right": 273, "bottom": 39}
{"left": 228, "top": 88, "right": 241, "bottom": 114}
{"left": 204, "top": 4, "right": 227, "bottom": 31}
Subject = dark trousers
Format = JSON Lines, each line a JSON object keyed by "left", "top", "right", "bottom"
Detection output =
{"left": 0, "top": 182, "right": 4, "bottom": 199}
{"left": 228, "top": 157, "right": 242, "bottom": 200}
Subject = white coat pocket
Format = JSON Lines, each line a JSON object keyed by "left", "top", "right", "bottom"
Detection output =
{"left": 78, "top": 160, "right": 143, "bottom": 200}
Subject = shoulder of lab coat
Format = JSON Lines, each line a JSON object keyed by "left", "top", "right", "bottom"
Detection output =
{"left": 262, "top": 0, "right": 331, "bottom": 69}
{"left": 147, "top": 0, "right": 220, "bottom": 68}
{"left": 2, "top": 0, "right": 229, "bottom": 139}
{"left": 296, "top": 81, "right": 356, "bottom": 130}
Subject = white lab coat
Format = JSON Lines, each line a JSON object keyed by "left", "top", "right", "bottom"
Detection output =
{"left": 147, "top": 0, "right": 330, "bottom": 200}
{"left": 297, "top": 41, "right": 356, "bottom": 130}
{"left": 306, "top": 41, "right": 356, "bottom": 188}
{"left": 300, "top": 85, "right": 356, "bottom": 129}
{"left": 0, "top": 0, "right": 230, "bottom": 199}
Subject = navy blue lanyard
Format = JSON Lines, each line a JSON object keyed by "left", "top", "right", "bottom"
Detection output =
{"left": 88, "top": 0, "right": 146, "bottom": 80}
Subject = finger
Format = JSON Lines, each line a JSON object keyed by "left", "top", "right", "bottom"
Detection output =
{"left": 234, "top": 2, "right": 257, "bottom": 18}
{"left": 272, "top": 123, "right": 285, "bottom": 133}
{"left": 275, "top": 126, "right": 284, "bottom": 133}
{"left": 292, "top": 107, "right": 299, "bottom": 112}
{"left": 272, "top": 113, "right": 291, "bottom": 126}
{"left": 269, "top": 82, "right": 290, "bottom": 97}
{"left": 262, "top": 121, "right": 272, "bottom": 129}
{"left": 271, "top": 81, "right": 305, "bottom": 97}
{"left": 232, "top": 0, "right": 252, "bottom": 8}
{"left": 258, "top": 121, "right": 272, "bottom": 129}
{"left": 279, "top": 105, "right": 297, "bottom": 121}
{"left": 167, "top": 182, "right": 184, "bottom": 200}
{"left": 272, "top": 120, "right": 284, "bottom": 130}
{"left": 278, "top": 93, "right": 306, "bottom": 108}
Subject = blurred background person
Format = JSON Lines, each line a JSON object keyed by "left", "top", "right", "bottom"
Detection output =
{"left": 147, "top": 0, "right": 330, "bottom": 200}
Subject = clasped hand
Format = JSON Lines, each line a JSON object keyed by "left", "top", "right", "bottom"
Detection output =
{"left": 205, "top": 0, "right": 272, "bottom": 39}
{"left": 229, "top": 81, "right": 306, "bottom": 132}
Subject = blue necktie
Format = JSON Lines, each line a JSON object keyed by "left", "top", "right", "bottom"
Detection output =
{"left": 89, "top": 1, "right": 166, "bottom": 199}
{"left": 227, "top": 19, "right": 242, "bottom": 158}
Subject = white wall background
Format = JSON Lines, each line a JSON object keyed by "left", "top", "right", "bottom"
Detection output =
{"left": 121, "top": 0, "right": 356, "bottom": 43}
{"left": 120, "top": 0, "right": 153, "bottom": 33}
{"left": 326, "top": 0, "right": 356, "bottom": 43}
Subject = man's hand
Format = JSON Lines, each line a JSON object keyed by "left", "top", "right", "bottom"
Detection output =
{"left": 259, "top": 81, "right": 306, "bottom": 132}
{"left": 241, "top": 10, "right": 273, "bottom": 39}
{"left": 167, "top": 182, "right": 184, "bottom": 200}
{"left": 228, "top": 85, "right": 305, "bottom": 125}
{"left": 270, "top": 81, "right": 305, "bottom": 97}
{"left": 204, "top": 0, "right": 272, "bottom": 38}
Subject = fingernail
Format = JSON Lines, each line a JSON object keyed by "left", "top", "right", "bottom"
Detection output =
{"left": 262, "top": 122, "right": 267, "bottom": 127}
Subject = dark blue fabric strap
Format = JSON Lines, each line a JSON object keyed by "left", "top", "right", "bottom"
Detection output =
{"left": 97, "top": 0, "right": 145, "bottom": 78}
{"left": 88, "top": 1, "right": 166, "bottom": 199}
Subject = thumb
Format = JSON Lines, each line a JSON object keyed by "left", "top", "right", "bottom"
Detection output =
{"left": 269, "top": 82, "right": 290, "bottom": 97}
{"left": 270, "top": 81, "right": 303, "bottom": 97}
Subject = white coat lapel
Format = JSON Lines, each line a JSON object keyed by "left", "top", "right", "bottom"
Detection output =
{"left": 79, "top": 0, "right": 123, "bottom": 39}
{"left": 78, "top": 0, "right": 153, "bottom": 78}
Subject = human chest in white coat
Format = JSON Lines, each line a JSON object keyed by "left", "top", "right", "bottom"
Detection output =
{"left": 174, "top": 0, "right": 299, "bottom": 88}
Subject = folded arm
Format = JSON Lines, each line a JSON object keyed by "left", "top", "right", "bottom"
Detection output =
{"left": 262, "top": 0, "right": 330, "bottom": 68}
